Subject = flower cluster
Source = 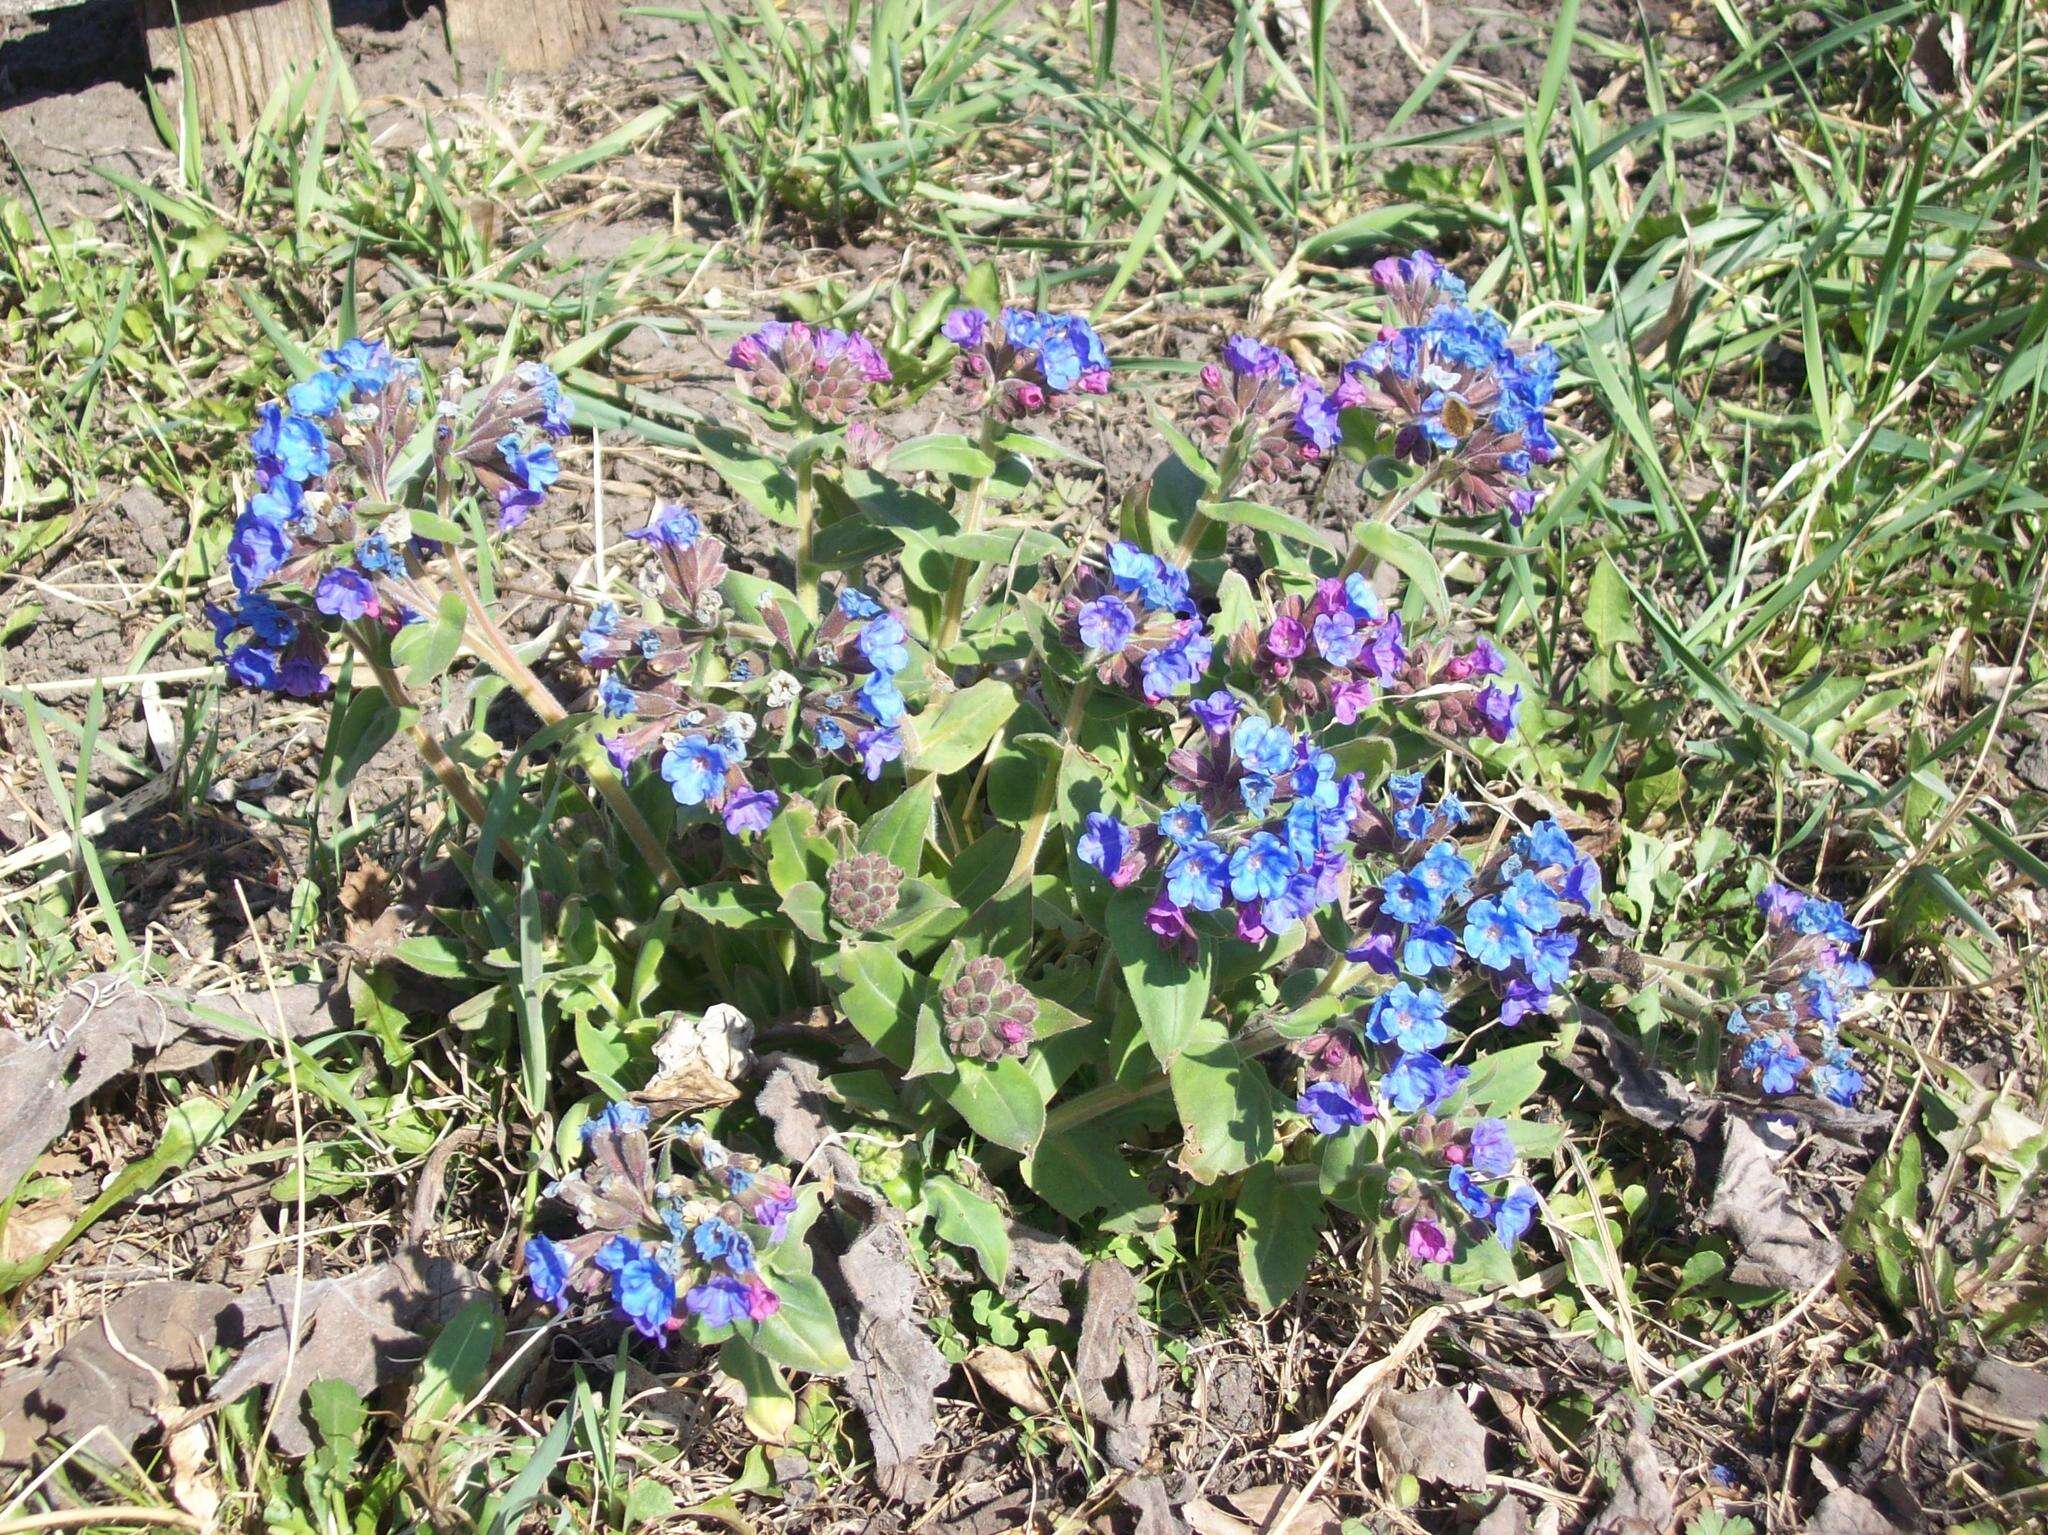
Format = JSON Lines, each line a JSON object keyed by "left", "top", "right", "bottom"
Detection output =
{"left": 524, "top": 1102, "right": 799, "bottom": 1340}
{"left": 1192, "top": 335, "right": 1341, "bottom": 482}
{"left": 943, "top": 307, "right": 1111, "bottom": 417}
{"left": 1078, "top": 695, "right": 1366, "bottom": 955}
{"left": 787, "top": 588, "right": 913, "bottom": 782}
{"left": 1334, "top": 250, "right": 1558, "bottom": 522}
{"left": 208, "top": 344, "right": 574, "bottom": 695}
{"left": 726, "top": 321, "right": 892, "bottom": 424}
{"left": 1063, "top": 541, "right": 1212, "bottom": 703}
{"left": 1725, "top": 884, "right": 1874, "bottom": 1106}
{"left": 1230, "top": 576, "right": 1521, "bottom": 739}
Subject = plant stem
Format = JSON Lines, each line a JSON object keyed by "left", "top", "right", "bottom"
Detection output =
{"left": 792, "top": 456, "right": 819, "bottom": 621}
{"left": 933, "top": 417, "right": 1000, "bottom": 658}
{"left": 348, "top": 625, "right": 492, "bottom": 828}
{"left": 1005, "top": 670, "right": 1096, "bottom": 884}
{"left": 442, "top": 553, "right": 683, "bottom": 893}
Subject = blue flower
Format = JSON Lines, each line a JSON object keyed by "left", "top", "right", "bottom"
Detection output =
{"left": 612, "top": 1250, "right": 677, "bottom": 1340}
{"left": 1448, "top": 1167, "right": 1496, "bottom": 1221}
{"left": 857, "top": 725, "right": 903, "bottom": 780}
{"left": 1387, "top": 771, "right": 1425, "bottom": 809}
{"left": 661, "top": 735, "right": 732, "bottom": 806}
{"left": 324, "top": 337, "right": 400, "bottom": 394}
{"left": 1462, "top": 898, "right": 1533, "bottom": 971}
{"left": 815, "top": 718, "right": 848, "bottom": 751}
{"left": 525, "top": 1235, "right": 573, "bottom": 1311}
{"left": 1809, "top": 1048, "right": 1865, "bottom": 1107}
{"left": 1467, "top": 1118, "right": 1516, "bottom": 1178}
{"left": 857, "top": 612, "right": 911, "bottom": 676}
{"left": 627, "top": 503, "right": 701, "bottom": 549}
{"left": 1493, "top": 1185, "right": 1539, "bottom": 1250}
{"left": 1157, "top": 802, "right": 1209, "bottom": 847}
{"left": 593, "top": 1233, "right": 644, "bottom": 1277}
{"left": 1342, "top": 573, "right": 1383, "bottom": 621}
{"left": 498, "top": 434, "right": 560, "bottom": 494}
{"left": 228, "top": 513, "right": 292, "bottom": 594}
{"left": 251, "top": 403, "right": 330, "bottom": 483}
{"left": 1379, "top": 1051, "right": 1466, "bottom": 1114}
{"left": 287, "top": 369, "right": 348, "bottom": 418}
{"left": 1078, "top": 596, "right": 1137, "bottom": 653}
{"left": 1527, "top": 931, "right": 1578, "bottom": 991}
{"left": 1311, "top": 611, "right": 1363, "bottom": 667}
{"left": 314, "top": 568, "right": 378, "bottom": 621}
{"left": 1239, "top": 772, "right": 1278, "bottom": 818}
{"left": 1140, "top": 624, "right": 1211, "bottom": 700}
{"left": 584, "top": 1101, "right": 650, "bottom": 1142}
{"left": 684, "top": 1274, "right": 752, "bottom": 1331}
{"left": 1380, "top": 870, "right": 1442, "bottom": 926}
{"left": 246, "top": 479, "right": 304, "bottom": 525}
{"left": 1232, "top": 716, "right": 1296, "bottom": 778}
{"left": 1401, "top": 923, "right": 1459, "bottom": 975}
{"left": 1229, "top": 832, "right": 1299, "bottom": 903}
{"left": 1135, "top": 559, "right": 1191, "bottom": 616}
{"left": 1298, "top": 1080, "right": 1371, "bottom": 1135}
{"left": 1415, "top": 843, "right": 1474, "bottom": 901}
{"left": 1501, "top": 871, "right": 1562, "bottom": 933}
{"left": 1166, "top": 840, "right": 1229, "bottom": 911}
{"left": 838, "top": 588, "right": 884, "bottom": 620}
{"left": 691, "top": 1216, "right": 745, "bottom": 1264}
{"left": 1366, "top": 983, "right": 1448, "bottom": 1052}
{"left": 1742, "top": 1032, "right": 1806, "bottom": 1096}
{"left": 224, "top": 641, "right": 279, "bottom": 690}
{"left": 1105, "top": 540, "right": 1160, "bottom": 593}
{"left": 597, "top": 674, "right": 637, "bottom": 720}
{"left": 1076, "top": 812, "right": 1130, "bottom": 882}
{"left": 858, "top": 672, "right": 906, "bottom": 725}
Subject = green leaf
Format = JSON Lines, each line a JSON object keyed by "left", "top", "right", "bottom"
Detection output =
{"left": 481, "top": 1409, "right": 572, "bottom": 1535}
{"left": 672, "top": 882, "right": 786, "bottom": 931}
{"left": 1351, "top": 522, "right": 1450, "bottom": 624}
{"left": 389, "top": 592, "right": 469, "bottom": 689}
{"left": 1236, "top": 1164, "right": 1325, "bottom": 1310}
{"left": 753, "top": 1268, "right": 852, "bottom": 1376}
{"left": 939, "top": 1057, "right": 1045, "bottom": 1153}
{"left": 1585, "top": 554, "right": 1641, "bottom": 651}
{"left": 1106, "top": 885, "right": 1210, "bottom": 1067}
{"left": 859, "top": 776, "right": 937, "bottom": 876}
{"left": 1169, "top": 1017, "right": 1277, "bottom": 1183}
{"left": 890, "top": 433, "right": 996, "bottom": 479}
{"left": 1024, "top": 1128, "right": 1164, "bottom": 1229}
{"left": 406, "top": 1297, "right": 503, "bottom": 1430}
{"left": 1208, "top": 499, "right": 1341, "bottom": 554}
{"left": 908, "top": 679, "right": 1018, "bottom": 776}
{"left": 720, "top": 1337, "right": 796, "bottom": 1442}
{"left": 1457, "top": 1041, "right": 1553, "bottom": 1118}
{"left": 832, "top": 943, "right": 923, "bottom": 1067}
{"left": 923, "top": 1174, "right": 1012, "bottom": 1284}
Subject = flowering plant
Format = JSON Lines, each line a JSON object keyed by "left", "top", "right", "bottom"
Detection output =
{"left": 203, "top": 252, "right": 1880, "bottom": 1428}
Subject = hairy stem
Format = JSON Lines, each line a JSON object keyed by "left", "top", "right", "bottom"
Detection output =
{"left": 792, "top": 456, "right": 819, "bottom": 622}
{"left": 1005, "top": 670, "right": 1096, "bottom": 884}
{"left": 933, "top": 417, "right": 1001, "bottom": 657}
{"left": 348, "top": 625, "right": 492, "bottom": 828}
{"left": 442, "top": 553, "right": 682, "bottom": 892}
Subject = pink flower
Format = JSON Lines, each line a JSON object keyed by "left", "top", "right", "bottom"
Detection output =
{"left": 1406, "top": 1215, "right": 1454, "bottom": 1265}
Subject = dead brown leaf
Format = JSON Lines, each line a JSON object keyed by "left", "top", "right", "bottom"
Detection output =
{"left": 1369, "top": 1386, "right": 1490, "bottom": 1491}
{"left": 964, "top": 1343, "right": 1055, "bottom": 1416}
{"left": 1585, "top": 1427, "right": 1676, "bottom": 1535}
{"left": 0, "top": 1195, "right": 81, "bottom": 1268}
{"left": 1073, "top": 1258, "right": 1161, "bottom": 1471}
{"left": 1704, "top": 1116, "right": 1843, "bottom": 1291}
{"left": 209, "top": 1249, "right": 487, "bottom": 1456}
{"left": 0, "top": 1281, "right": 234, "bottom": 1469}
{"left": 0, "top": 974, "right": 345, "bottom": 1195}
{"left": 829, "top": 1217, "right": 951, "bottom": 1504}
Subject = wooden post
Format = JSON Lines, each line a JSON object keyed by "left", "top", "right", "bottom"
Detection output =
{"left": 444, "top": 0, "right": 615, "bottom": 71}
{"left": 135, "top": 0, "right": 331, "bottom": 140}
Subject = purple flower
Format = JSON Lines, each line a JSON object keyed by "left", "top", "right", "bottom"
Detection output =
{"left": 627, "top": 503, "right": 701, "bottom": 549}
{"left": 943, "top": 307, "right": 988, "bottom": 347}
{"left": 1467, "top": 1118, "right": 1516, "bottom": 1178}
{"left": 1298, "top": 1079, "right": 1373, "bottom": 1135}
{"left": 722, "top": 788, "right": 780, "bottom": 836}
{"left": 1406, "top": 1215, "right": 1454, "bottom": 1265}
{"left": 1188, "top": 690, "right": 1241, "bottom": 734}
{"left": 227, "top": 513, "right": 292, "bottom": 594}
{"left": 314, "top": 567, "right": 379, "bottom": 621}
{"left": 1140, "top": 623, "right": 1212, "bottom": 700}
{"left": 1476, "top": 683, "right": 1522, "bottom": 741}
{"left": 685, "top": 1273, "right": 753, "bottom": 1331}
{"left": 1265, "top": 616, "right": 1307, "bottom": 660}
{"left": 856, "top": 725, "right": 903, "bottom": 780}
{"left": 1078, "top": 596, "right": 1137, "bottom": 653}
{"left": 1076, "top": 812, "right": 1134, "bottom": 885}
{"left": 1222, "top": 335, "right": 1294, "bottom": 380}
